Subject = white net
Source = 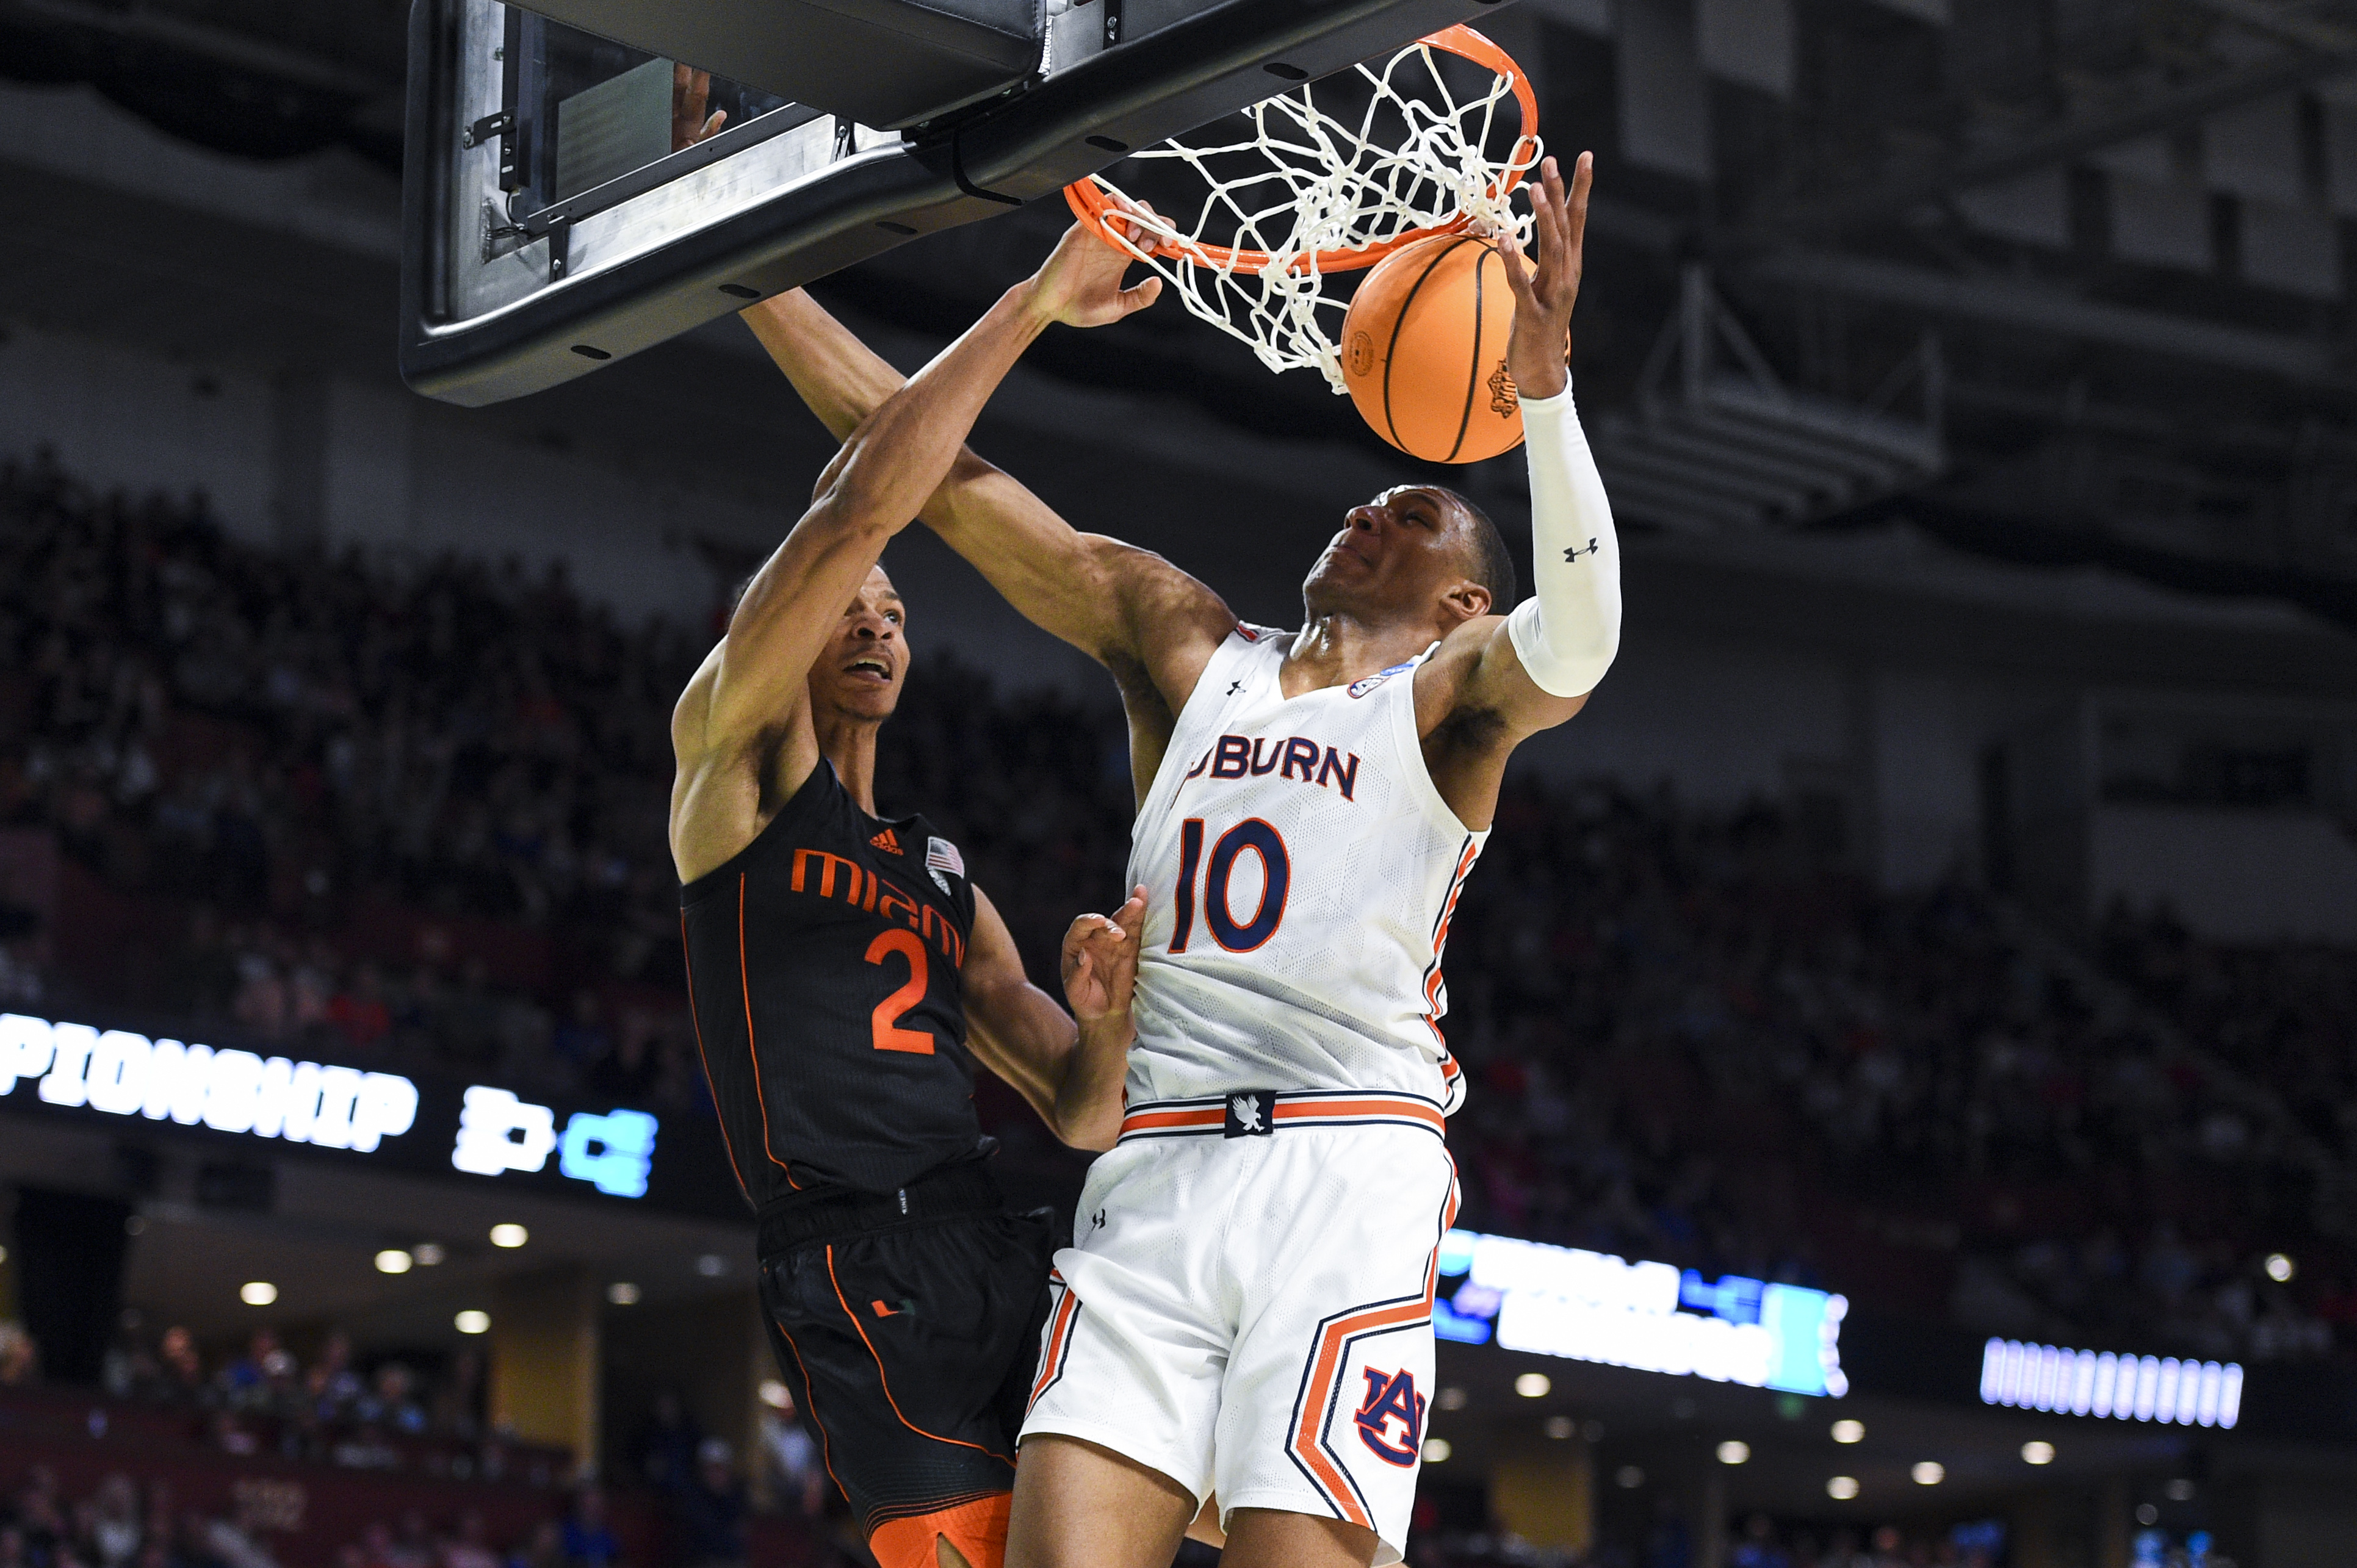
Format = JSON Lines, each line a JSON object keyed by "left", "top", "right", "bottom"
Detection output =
{"left": 1070, "top": 33, "right": 1541, "bottom": 394}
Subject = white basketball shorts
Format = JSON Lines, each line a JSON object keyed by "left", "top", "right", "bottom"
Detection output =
{"left": 1019, "top": 1089, "right": 1459, "bottom": 1565}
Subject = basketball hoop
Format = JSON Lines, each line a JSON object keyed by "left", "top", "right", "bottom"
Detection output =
{"left": 1064, "top": 25, "right": 1540, "bottom": 394}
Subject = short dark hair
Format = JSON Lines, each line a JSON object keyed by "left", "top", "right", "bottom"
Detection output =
{"left": 1437, "top": 487, "right": 1517, "bottom": 612}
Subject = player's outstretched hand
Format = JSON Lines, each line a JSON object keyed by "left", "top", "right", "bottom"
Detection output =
{"left": 1495, "top": 151, "right": 1591, "bottom": 403}
{"left": 1025, "top": 201, "right": 1164, "bottom": 330}
{"left": 1062, "top": 885, "right": 1147, "bottom": 1024}
{"left": 673, "top": 66, "right": 727, "bottom": 151}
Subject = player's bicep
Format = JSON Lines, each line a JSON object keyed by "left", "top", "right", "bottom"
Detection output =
{"left": 1465, "top": 614, "right": 1589, "bottom": 734}
{"left": 1102, "top": 541, "right": 1234, "bottom": 709}
{"left": 1418, "top": 616, "right": 1587, "bottom": 746}
{"left": 700, "top": 501, "right": 882, "bottom": 744}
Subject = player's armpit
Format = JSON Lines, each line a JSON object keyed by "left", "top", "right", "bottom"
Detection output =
{"left": 1412, "top": 616, "right": 1587, "bottom": 834}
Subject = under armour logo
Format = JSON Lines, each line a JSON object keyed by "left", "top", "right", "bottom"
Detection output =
{"left": 1226, "top": 680, "right": 1245, "bottom": 696}
{"left": 1564, "top": 539, "right": 1600, "bottom": 563}
{"left": 1223, "top": 1090, "right": 1276, "bottom": 1138}
{"left": 1090, "top": 1209, "right": 1107, "bottom": 1232}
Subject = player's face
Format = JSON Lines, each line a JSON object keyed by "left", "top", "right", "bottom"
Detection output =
{"left": 807, "top": 567, "right": 908, "bottom": 721}
{"left": 1303, "top": 486, "right": 1485, "bottom": 624}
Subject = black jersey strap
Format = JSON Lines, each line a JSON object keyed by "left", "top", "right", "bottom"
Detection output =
{"left": 756, "top": 1159, "right": 1002, "bottom": 1254}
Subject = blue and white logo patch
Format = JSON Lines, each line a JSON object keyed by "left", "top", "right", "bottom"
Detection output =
{"left": 1348, "top": 661, "right": 1415, "bottom": 699}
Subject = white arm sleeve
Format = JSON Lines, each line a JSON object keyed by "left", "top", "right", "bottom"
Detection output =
{"left": 1504, "top": 386, "right": 1622, "bottom": 699}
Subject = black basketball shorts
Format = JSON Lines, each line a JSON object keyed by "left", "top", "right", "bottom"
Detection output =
{"left": 756, "top": 1162, "right": 1056, "bottom": 1568}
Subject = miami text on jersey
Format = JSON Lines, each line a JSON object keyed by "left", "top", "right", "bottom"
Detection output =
{"left": 790, "top": 848, "right": 966, "bottom": 967}
{"left": 1183, "top": 734, "right": 1361, "bottom": 800}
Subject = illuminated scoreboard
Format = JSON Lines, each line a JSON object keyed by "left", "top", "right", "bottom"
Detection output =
{"left": 1434, "top": 1228, "right": 1849, "bottom": 1398}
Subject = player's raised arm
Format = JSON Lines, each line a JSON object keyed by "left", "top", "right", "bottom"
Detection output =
{"left": 1442, "top": 152, "right": 1620, "bottom": 743}
{"left": 959, "top": 885, "right": 1146, "bottom": 1152}
{"left": 738, "top": 229, "right": 1236, "bottom": 721}
{"left": 673, "top": 265, "right": 1135, "bottom": 878}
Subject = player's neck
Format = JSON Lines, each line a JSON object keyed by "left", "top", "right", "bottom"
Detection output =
{"left": 1283, "top": 610, "right": 1435, "bottom": 694}
{"left": 813, "top": 711, "right": 885, "bottom": 816}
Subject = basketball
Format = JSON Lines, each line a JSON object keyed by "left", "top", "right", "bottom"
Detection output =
{"left": 1340, "top": 233, "right": 1525, "bottom": 464}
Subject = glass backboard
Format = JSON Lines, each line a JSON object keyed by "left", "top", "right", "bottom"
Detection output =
{"left": 400, "top": 0, "right": 1508, "bottom": 406}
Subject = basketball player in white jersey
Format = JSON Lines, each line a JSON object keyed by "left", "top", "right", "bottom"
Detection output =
{"left": 745, "top": 154, "right": 1614, "bottom": 1568}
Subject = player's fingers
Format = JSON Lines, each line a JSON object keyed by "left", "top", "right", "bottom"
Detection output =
{"left": 1498, "top": 231, "right": 1539, "bottom": 303}
{"left": 1122, "top": 276, "right": 1163, "bottom": 313}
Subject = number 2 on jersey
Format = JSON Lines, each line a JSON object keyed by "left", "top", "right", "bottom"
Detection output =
{"left": 864, "top": 929, "right": 935, "bottom": 1054}
{"left": 1170, "top": 817, "right": 1290, "bottom": 954}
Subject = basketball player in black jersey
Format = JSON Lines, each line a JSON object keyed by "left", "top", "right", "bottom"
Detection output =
{"left": 670, "top": 239, "right": 1160, "bottom": 1568}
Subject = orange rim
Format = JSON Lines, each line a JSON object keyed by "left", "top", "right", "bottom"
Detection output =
{"left": 1063, "top": 23, "right": 1540, "bottom": 278}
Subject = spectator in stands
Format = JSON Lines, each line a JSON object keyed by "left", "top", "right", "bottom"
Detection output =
{"left": 504, "top": 1522, "right": 561, "bottom": 1568}
{"left": 438, "top": 1515, "right": 497, "bottom": 1568}
{"left": 756, "top": 1389, "right": 824, "bottom": 1522}
{"left": 670, "top": 1441, "right": 745, "bottom": 1568}
{"left": 81, "top": 1478, "right": 139, "bottom": 1568}
{"left": 557, "top": 1491, "right": 620, "bottom": 1568}
{"left": 629, "top": 1391, "right": 700, "bottom": 1496}
{"left": 0, "top": 1325, "right": 34, "bottom": 1387}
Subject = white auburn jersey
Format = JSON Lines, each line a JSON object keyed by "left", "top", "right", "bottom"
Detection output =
{"left": 1122, "top": 624, "right": 1482, "bottom": 1113}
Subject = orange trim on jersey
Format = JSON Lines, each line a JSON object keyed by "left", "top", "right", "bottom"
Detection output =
{"left": 769, "top": 1323, "right": 846, "bottom": 1500}
{"left": 826, "top": 1245, "right": 1013, "bottom": 1463}
{"left": 1271, "top": 1097, "right": 1446, "bottom": 1134}
{"left": 1116, "top": 1091, "right": 1445, "bottom": 1142}
{"left": 1421, "top": 838, "right": 1482, "bottom": 1045}
{"left": 679, "top": 912, "right": 747, "bottom": 1196}
{"left": 739, "top": 875, "right": 795, "bottom": 1183}
{"left": 867, "top": 1492, "right": 1011, "bottom": 1568}
{"left": 1287, "top": 1168, "right": 1460, "bottom": 1531}
{"left": 1028, "top": 1278, "right": 1081, "bottom": 1411}
{"left": 1117, "top": 1107, "right": 1227, "bottom": 1135}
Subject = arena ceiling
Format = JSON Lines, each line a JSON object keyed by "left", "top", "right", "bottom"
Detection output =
{"left": 7, "top": 0, "right": 2357, "bottom": 628}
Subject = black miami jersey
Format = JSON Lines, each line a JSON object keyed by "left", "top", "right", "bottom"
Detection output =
{"left": 680, "top": 760, "right": 983, "bottom": 1202}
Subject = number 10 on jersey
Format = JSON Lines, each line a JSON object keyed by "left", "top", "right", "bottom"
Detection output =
{"left": 1169, "top": 818, "right": 1291, "bottom": 954}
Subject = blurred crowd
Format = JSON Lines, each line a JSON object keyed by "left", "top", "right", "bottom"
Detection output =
{"left": 78, "top": 1320, "right": 530, "bottom": 1483}
{"left": 0, "top": 1465, "right": 672, "bottom": 1568}
{"left": 1437, "top": 780, "right": 2352, "bottom": 1364}
{"left": 2, "top": 1464, "right": 285, "bottom": 1568}
{"left": 1414, "top": 1512, "right": 2014, "bottom": 1568}
{"left": 2, "top": 450, "right": 2354, "bottom": 1366}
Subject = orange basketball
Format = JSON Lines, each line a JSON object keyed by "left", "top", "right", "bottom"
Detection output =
{"left": 1340, "top": 233, "right": 1525, "bottom": 464}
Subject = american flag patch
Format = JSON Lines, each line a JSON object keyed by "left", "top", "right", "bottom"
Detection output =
{"left": 926, "top": 836, "right": 964, "bottom": 880}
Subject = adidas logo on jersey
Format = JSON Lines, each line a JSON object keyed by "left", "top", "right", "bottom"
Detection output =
{"left": 869, "top": 828, "right": 902, "bottom": 855}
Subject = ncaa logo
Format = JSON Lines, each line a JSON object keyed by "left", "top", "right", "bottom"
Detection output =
{"left": 1353, "top": 1367, "right": 1426, "bottom": 1466}
{"left": 1348, "top": 661, "right": 1414, "bottom": 699}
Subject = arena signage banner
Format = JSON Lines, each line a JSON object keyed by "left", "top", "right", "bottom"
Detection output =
{"left": 0, "top": 1011, "right": 731, "bottom": 1217}
{"left": 1, "top": 1013, "right": 419, "bottom": 1151}
{"left": 1979, "top": 1337, "right": 2242, "bottom": 1429}
{"left": 1433, "top": 1228, "right": 1849, "bottom": 1397}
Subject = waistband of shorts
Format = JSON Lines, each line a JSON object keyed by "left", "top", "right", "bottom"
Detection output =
{"left": 756, "top": 1160, "right": 1002, "bottom": 1252}
{"left": 1115, "top": 1088, "right": 1446, "bottom": 1145}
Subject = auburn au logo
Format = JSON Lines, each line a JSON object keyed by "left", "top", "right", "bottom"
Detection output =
{"left": 1353, "top": 1367, "right": 1426, "bottom": 1466}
